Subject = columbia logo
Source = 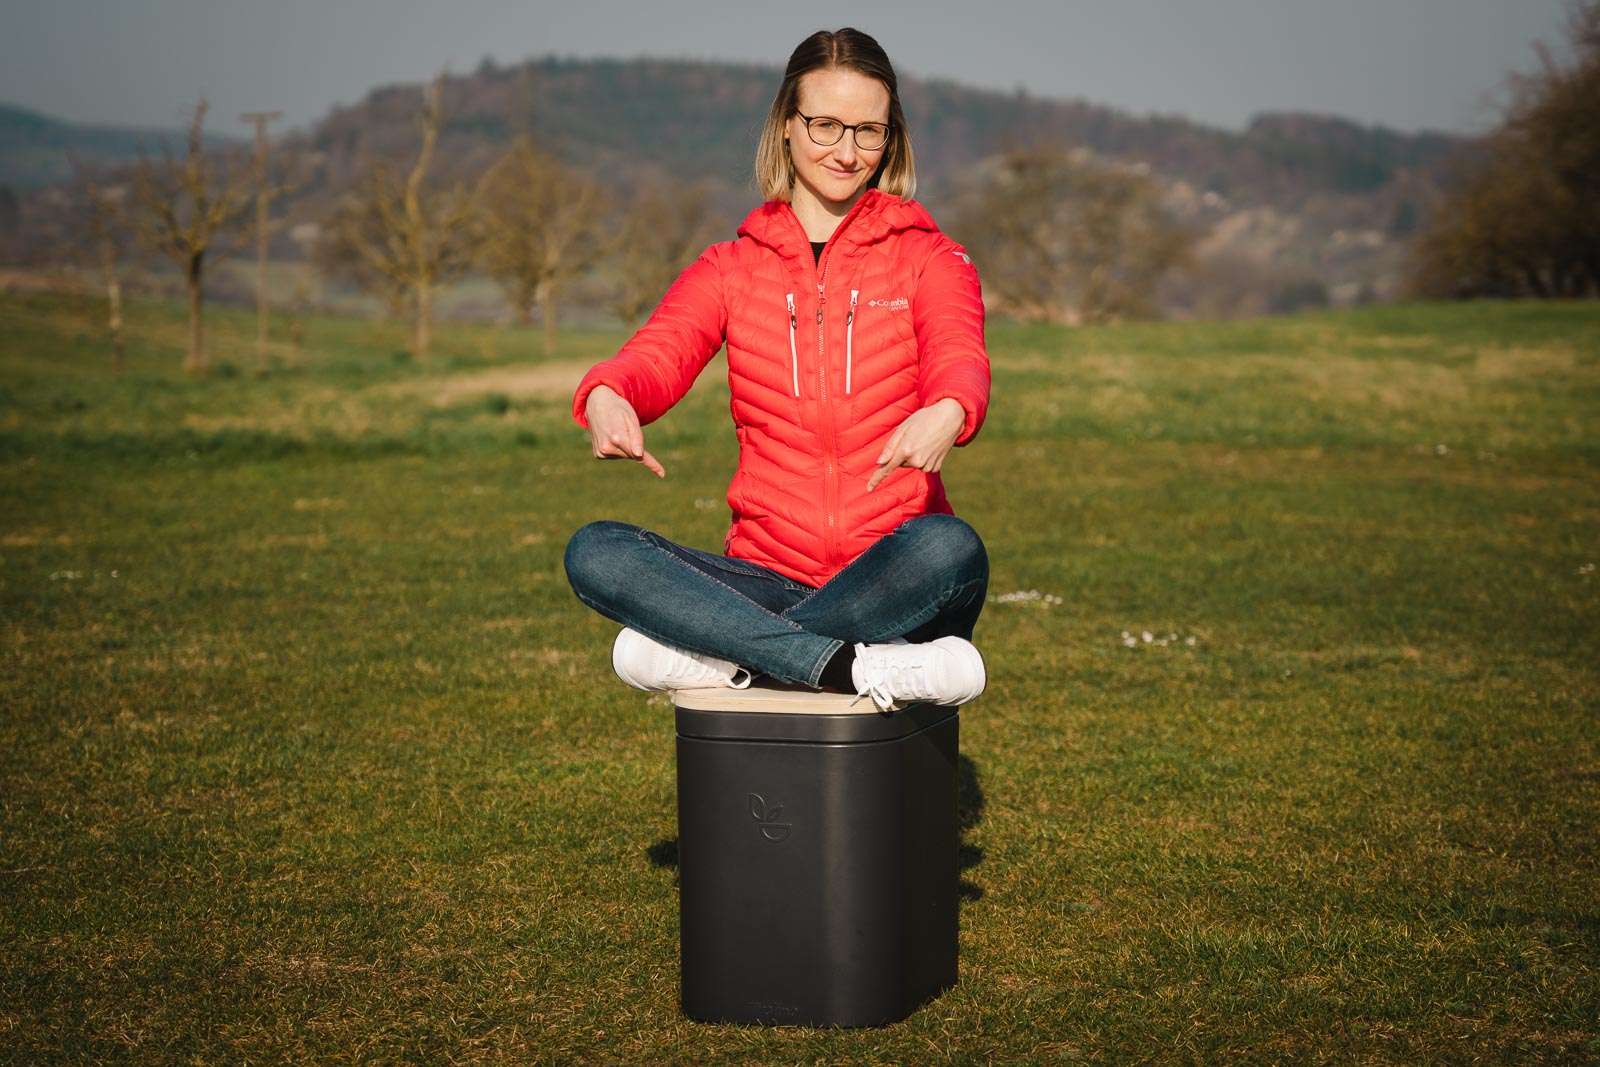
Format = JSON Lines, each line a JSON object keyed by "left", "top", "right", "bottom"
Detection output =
{"left": 868, "top": 296, "right": 909, "bottom": 310}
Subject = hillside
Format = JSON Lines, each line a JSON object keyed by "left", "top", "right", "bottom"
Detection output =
{"left": 272, "top": 57, "right": 1482, "bottom": 311}
{"left": 2, "top": 55, "right": 1481, "bottom": 314}
{"left": 0, "top": 103, "right": 241, "bottom": 190}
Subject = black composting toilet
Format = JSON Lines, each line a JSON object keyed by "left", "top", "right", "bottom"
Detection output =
{"left": 673, "top": 682, "right": 960, "bottom": 1028}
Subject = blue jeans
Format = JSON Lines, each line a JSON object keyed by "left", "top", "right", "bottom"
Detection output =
{"left": 563, "top": 514, "right": 989, "bottom": 689}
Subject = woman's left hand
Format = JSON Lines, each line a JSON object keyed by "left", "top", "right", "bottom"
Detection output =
{"left": 867, "top": 398, "right": 967, "bottom": 491}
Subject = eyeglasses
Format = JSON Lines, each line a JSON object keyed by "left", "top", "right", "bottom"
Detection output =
{"left": 794, "top": 110, "right": 892, "bottom": 152}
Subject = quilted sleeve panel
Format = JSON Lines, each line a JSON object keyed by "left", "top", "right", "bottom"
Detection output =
{"left": 572, "top": 246, "right": 728, "bottom": 429}
{"left": 912, "top": 233, "right": 990, "bottom": 447}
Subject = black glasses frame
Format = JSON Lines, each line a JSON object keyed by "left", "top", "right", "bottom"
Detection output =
{"left": 794, "top": 110, "right": 892, "bottom": 151}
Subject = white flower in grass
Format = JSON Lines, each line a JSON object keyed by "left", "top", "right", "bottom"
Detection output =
{"left": 993, "top": 589, "right": 1063, "bottom": 607}
{"left": 1120, "top": 627, "right": 1202, "bottom": 650}
{"left": 693, "top": 497, "right": 718, "bottom": 510}
{"left": 1577, "top": 562, "right": 1595, "bottom": 575}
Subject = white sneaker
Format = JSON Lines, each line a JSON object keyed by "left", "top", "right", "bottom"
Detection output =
{"left": 611, "top": 628, "right": 754, "bottom": 692}
{"left": 851, "top": 635, "right": 986, "bottom": 713}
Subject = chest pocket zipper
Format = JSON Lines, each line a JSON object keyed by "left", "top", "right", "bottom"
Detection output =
{"left": 845, "top": 288, "right": 859, "bottom": 395}
{"left": 784, "top": 292, "right": 799, "bottom": 397}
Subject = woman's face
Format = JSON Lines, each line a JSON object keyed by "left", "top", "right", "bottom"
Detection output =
{"left": 786, "top": 67, "right": 891, "bottom": 209}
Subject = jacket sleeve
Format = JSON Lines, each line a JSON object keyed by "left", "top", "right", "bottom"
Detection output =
{"left": 572, "top": 246, "right": 728, "bottom": 430}
{"left": 912, "top": 233, "right": 990, "bottom": 447}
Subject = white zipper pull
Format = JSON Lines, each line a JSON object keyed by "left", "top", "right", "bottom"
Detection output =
{"left": 845, "top": 289, "right": 859, "bottom": 395}
{"left": 785, "top": 292, "right": 799, "bottom": 398}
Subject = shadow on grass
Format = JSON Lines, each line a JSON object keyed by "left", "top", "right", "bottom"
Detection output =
{"left": 646, "top": 753, "right": 987, "bottom": 902}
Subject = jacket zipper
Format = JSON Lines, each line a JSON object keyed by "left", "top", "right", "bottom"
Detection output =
{"left": 845, "top": 288, "right": 858, "bottom": 395}
{"left": 816, "top": 251, "right": 838, "bottom": 569}
{"left": 784, "top": 292, "right": 799, "bottom": 398}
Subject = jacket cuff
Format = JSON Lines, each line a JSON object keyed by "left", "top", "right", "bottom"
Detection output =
{"left": 924, "top": 391, "right": 979, "bottom": 447}
{"left": 572, "top": 372, "right": 630, "bottom": 430}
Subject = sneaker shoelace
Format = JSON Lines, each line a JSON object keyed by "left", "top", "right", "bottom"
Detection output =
{"left": 863, "top": 655, "right": 932, "bottom": 712}
{"left": 660, "top": 652, "right": 728, "bottom": 688}
{"left": 658, "top": 645, "right": 748, "bottom": 689}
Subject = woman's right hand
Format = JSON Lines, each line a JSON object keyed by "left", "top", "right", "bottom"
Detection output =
{"left": 584, "top": 385, "right": 666, "bottom": 478}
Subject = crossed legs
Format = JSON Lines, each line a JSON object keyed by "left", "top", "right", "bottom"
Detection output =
{"left": 563, "top": 514, "right": 989, "bottom": 688}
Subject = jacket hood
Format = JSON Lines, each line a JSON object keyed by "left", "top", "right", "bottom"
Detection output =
{"left": 735, "top": 188, "right": 940, "bottom": 261}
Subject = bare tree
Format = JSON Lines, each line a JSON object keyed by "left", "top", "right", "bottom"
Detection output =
{"left": 473, "top": 135, "right": 606, "bottom": 355}
{"left": 319, "top": 73, "right": 473, "bottom": 359}
{"left": 605, "top": 179, "right": 720, "bottom": 327}
{"left": 950, "top": 145, "right": 1194, "bottom": 324}
{"left": 240, "top": 110, "right": 285, "bottom": 369}
{"left": 1405, "top": 0, "right": 1600, "bottom": 299}
{"left": 129, "top": 98, "right": 248, "bottom": 374}
{"left": 66, "top": 158, "right": 132, "bottom": 372}
{"left": 286, "top": 222, "right": 322, "bottom": 361}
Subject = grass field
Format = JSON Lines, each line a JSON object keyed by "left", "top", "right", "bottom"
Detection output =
{"left": 2, "top": 290, "right": 1597, "bottom": 1063}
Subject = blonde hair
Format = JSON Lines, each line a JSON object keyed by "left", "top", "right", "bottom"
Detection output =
{"left": 753, "top": 27, "right": 917, "bottom": 202}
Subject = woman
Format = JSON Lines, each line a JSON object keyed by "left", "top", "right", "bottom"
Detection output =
{"left": 563, "top": 27, "right": 991, "bottom": 713}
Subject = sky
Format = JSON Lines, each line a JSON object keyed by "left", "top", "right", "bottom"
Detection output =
{"left": 0, "top": 0, "right": 1579, "bottom": 137}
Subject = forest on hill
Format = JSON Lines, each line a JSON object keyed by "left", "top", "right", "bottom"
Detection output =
{"left": 1, "top": 53, "right": 1481, "bottom": 323}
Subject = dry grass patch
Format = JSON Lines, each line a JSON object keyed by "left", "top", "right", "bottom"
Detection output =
{"left": 256, "top": 532, "right": 330, "bottom": 549}
{"left": 384, "top": 361, "right": 592, "bottom": 408}
{"left": 1473, "top": 344, "right": 1584, "bottom": 381}
{"left": 291, "top": 497, "right": 347, "bottom": 512}
{"left": 1, "top": 528, "right": 77, "bottom": 547}
{"left": 1277, "top": 353, "right": 1472, "bottom": 411}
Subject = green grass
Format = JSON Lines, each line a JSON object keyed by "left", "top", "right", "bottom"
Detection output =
{"left": 2, "top": 291, "right": 1597, "bottom": 1063}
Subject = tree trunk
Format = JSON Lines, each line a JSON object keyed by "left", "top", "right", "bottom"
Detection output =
{"left": 289, "top": 270, "right": 311, "bottom": 366}
{"left": 256, "top": 185, "right": 270, "bottom": 370}
{"left": 538, "top": 279, "right": 555, "bottom": 358}
{"left": 1580, "top": 251, "right": 1600, "bottom": 296}
{"left": 186, "top": 250, "right": 206, "bottom": 374}
{"left": 1521, "top": 262, "right": 1549, "bottom": 299}
{"left": 97, "top": 234, "right": 123, "bottom": 374}
{"left": 107, "top": 276, "right": 124, "bottom": 375}
{"left": 413, "top": 278, "right": 432, "bottom": 359}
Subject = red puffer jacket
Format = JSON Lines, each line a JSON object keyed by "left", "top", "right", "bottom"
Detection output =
{"left": 571, "top": 187, "right": 990, "bottom": 588}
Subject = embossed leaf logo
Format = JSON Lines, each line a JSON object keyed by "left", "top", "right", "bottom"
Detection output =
{"left": 748, "top": 792, "right": 792, "bottom": 842}
{"left": 748, "top": 792, "right": 773, "bottom": 821}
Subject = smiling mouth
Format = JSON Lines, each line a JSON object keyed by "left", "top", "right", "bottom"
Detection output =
{"left": 826, "top": 166, "right": 856, "bottom": 177}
